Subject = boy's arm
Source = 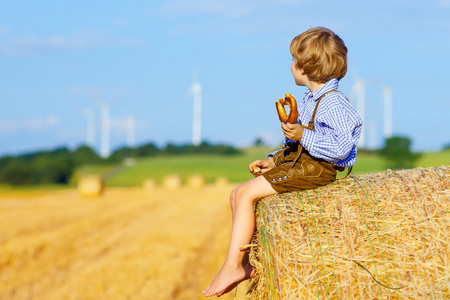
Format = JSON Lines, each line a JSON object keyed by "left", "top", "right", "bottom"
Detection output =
{"left": 301, "top": 105, "right": 362, "bottom": 163}
{"left": 249, "top": 157, "right": 276, "bottom": 176}
{"left": 281, "top": 122, "right": 304, "bottom": 141}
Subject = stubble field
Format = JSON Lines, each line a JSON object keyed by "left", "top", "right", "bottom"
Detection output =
{"left": 0, "top": 185, "right": 250, "bottom": 300}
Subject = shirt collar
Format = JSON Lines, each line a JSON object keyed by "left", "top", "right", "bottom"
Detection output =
{"left": 304, "top": 78, "right": 339, "bottom": 101}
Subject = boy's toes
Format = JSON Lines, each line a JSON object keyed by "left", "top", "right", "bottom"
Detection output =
{"left": 202, "top": 286, "right": 214, "bottom": 297}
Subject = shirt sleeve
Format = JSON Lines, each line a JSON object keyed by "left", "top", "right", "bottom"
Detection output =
{"left": 266, "top": 150, "right": 279, "bottom": 159}
{"left": 266, "top": 138, "right": 296, "bottom": 158}
{"left": 301, "top": 104, "right": 357, "bottom": 163}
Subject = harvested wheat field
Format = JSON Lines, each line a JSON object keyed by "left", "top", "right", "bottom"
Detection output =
{"left": 249, "top": 166, "right": 450, "bottom": 299}
{"left": 0, "top": 184, "right": 250, "bottom": 300}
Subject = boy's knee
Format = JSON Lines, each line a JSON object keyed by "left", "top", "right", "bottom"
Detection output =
{"left": 230, "top": 186, "right": 239, "bottom": 207}
{"left": 234, "top": 185, "right": 255, "bottom": 205}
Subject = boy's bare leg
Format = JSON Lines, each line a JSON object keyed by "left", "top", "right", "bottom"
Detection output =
{"left": 229, "top": 182, "right": 244, "bottom": 220}
{"left": 216, "top": 251, "right": 254, "bottom": 296}
{"left": 202, "top": 175, "right": 276, "bottom": 297}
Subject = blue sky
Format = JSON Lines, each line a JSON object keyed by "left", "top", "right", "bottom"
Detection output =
{"left": 1, "top": 0, "right": 450, "bottom": 157}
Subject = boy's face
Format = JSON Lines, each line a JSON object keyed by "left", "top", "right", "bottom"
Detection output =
{"left": 291, "top": 60, "right": 308, "bottom": 86}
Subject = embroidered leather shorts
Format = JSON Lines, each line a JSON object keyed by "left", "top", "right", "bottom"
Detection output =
{"left": 262, "top": 144, "right": 338, "bottom": 193}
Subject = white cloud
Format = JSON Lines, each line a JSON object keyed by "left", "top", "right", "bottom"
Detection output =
{"left": 0, "top": 30, "right": 145, "bottom": 55}
{"left": 436, "top": 0, "right": 450, "bottom": 8}
{"left": 159, "top": 0, "right": 253, "bottom": 18}
{"left": 113, "top": 38, "right": 145, "bottom": 47}
{"left": 24, "top": 115, "right": 59, "bottom": 132}
{"left": 0, "top": 115, "right": 59, "bottom": 134}
{"left": 0, "top": 120, "right": 16, "bottom": 134}
{"left": 114, "top": 18, "right": 129, "bottom": 27}
{"left": 157, "top": 0, "right": 308, "bottom": 37}
{"left": 158, "top": 0, "right": 299, "bottom": 18}
{"left": 68, "top": 86, "right": 129, "bottom": 99}
{"left": 97, "top": 116, "right": 148, "bottom": 136}
{"left": 0, "top": 35, "right": 102, "bottom": 55}
{"left": 67, "top": 87, "right": 103, "bottom": 97}
{"left": 0, "top": 26, "right": 9, "bottom": 35}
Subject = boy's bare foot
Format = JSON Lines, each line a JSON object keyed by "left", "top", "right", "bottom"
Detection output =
{"left": 202, "top": 261, "right": 255, "bottom": 297}
{"left": 202, "top": 265, "right": 245, "bottom": 297}
{"left": 216, "top": 261, "right": 255, "bottom": 296}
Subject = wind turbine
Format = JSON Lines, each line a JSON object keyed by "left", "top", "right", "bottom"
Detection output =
{"left": 100, "top": 103, "right": 110, "bottom": 158}
{"left": 350, "top": 77, "right": 366, "bottom": 149}
{"left": 187, "top": 81, "right": 203, "bottom": 146}
{"left": 383, "top": 86, "right": 393, "bottom": 140}
{"left": 82, "top": 109, "right": 95, "bottom": 148}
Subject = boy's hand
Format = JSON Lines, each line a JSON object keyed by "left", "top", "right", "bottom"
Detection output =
{"left": 249, "top": 158, "right": 276, "bottom": 176}
{"left": 281, "top": 122, "right": 304, "bottom": 141}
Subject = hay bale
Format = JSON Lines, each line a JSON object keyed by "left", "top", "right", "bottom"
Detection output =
{"left": 142, "top": 178, "right": 157, "bottom": 190}
{"left": 215, "top": 176, "right": 229, "bottom": 187}
{"left": 77, "top": 175, "right": 104, "bottom": 197}
{"left": 187, "top": 174, "right": 206, "bottom": 189}
{"left": 248, "top": 166, "right": 450, "bottom": 299}
{"left": 162, "top": 174, "right": 182, "bottom": 189}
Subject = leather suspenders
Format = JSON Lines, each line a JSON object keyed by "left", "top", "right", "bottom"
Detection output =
{"left": 302, "top": 90, "right": 353, "bottom": 179}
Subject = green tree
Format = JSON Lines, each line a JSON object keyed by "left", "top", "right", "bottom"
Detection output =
{"left": 443, "top": 142, "right": 450, "bottom": 151}
{"left": 72, "top": 145, "right": 102, "bottom": 166}
{"left": 380, "top": 136, "right": 421, "bottom": 170}
{"left": 30, "top": 156, "right": 74, "bottom": 184}
{"left": 253, "top": 137, "right": 265, "bottom": 147}
{"left": 134, "top": 142, "right": 159, "bottom": 157}
{"left": 163, "top": 143, "right": 183, "bottom": 155}
{"left": 0, "top": 156, "right": 13, "bottom": 169}
{"left": 109, "top": 146, "right": 135, "bottom": 162}
{"left": 0, "top": 147, "right": 75, "bottom": 185}
{"left": 0, "top": 162, "right": 33, "bottom": 185}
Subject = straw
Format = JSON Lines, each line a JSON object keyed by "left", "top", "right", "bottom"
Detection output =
{"left": 248, "top": 166, "right": 450, "bottom": 299}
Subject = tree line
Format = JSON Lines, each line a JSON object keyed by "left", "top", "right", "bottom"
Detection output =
{"left": 0, "top": 136, "right": 425, "bottom": 186}
{"left": 0, "top": 141, "right": 242, "bottom": 185}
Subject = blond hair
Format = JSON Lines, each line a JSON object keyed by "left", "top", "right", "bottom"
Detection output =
{"left": 290, "top": 27, "right": 347, "bottom": 83}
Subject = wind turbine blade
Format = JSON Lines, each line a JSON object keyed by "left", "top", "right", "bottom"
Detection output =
{"left": 83, "top": 109, "right": 96, "bottom": 148}
{"left": 100, "top": 104, "right": 110, "bottom": 158}
{"left": 383, "top": 86, "right": 393, "bottom": 139}
{"left": 126, "top": 115, "right": 135, "bottom": 148}
{"left": 192, "top": 83, "right": 202, "bottom": 146}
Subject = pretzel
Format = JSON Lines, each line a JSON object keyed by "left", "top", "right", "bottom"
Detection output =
{"left": 252, "top": 165, "right": 261, "bottom": 174}
{"left": 275, "top": 93, "right": 299, "bottom": 124}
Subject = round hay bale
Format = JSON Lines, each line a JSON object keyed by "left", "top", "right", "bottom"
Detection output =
{"left": 162, "top": 174, "right": 182, "bottom": 189}
{"left": 215, "top": 176, "right": 229, "bottom": 187}
{"left": 142, "top": 178, "right": 157, "bottom": 190}
{"left": 78, "top": 175, "right": 104, "bottom": 197}
{"left": 249, "top": 166, "right": 450, "bottom": 299}
{"left": 187, "top": 174, "right": 206, "bottom": 189}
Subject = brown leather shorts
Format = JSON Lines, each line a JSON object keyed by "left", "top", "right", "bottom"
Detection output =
{"left": 263, "top": 143, "right": 341, "bottom": 193}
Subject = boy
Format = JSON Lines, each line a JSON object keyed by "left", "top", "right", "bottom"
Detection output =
{"left": 202, "top": 27, "right": 362, "bottom": 297}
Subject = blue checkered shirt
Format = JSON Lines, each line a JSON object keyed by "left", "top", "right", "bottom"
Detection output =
{"left": 269, "top": 78, "right": 362, "bottom": 167}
